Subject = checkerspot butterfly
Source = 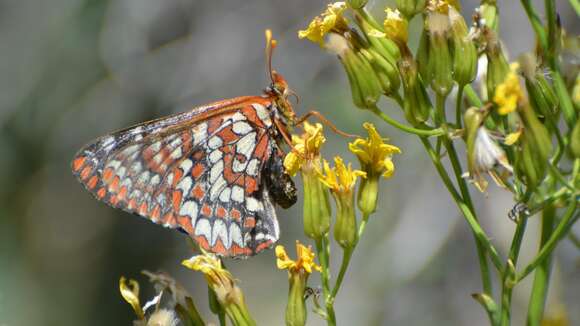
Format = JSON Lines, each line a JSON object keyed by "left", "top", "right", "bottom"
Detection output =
{"left": 71, "top": 31, "right": 299, "bottom": 258}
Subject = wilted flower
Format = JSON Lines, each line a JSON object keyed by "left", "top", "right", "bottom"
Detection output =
{"left": 298, "top": 2, "right": 348, "bottom": 46}
{"left": 120, "top": 277, "right": 146, "bottom": 320}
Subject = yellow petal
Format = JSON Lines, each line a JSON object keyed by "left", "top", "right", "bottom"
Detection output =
{"left": 119, "top": 277, "right": 144, "bottom": 320}
{"left": 504, "top": 130, "right": 522, "bottom": 145}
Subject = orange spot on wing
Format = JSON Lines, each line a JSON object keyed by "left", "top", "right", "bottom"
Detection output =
{"left": 230, "top": 243, "right": 251, "bottom": 256}
{"left": 254, "top": 134, "right": 269, "bottom": 158}
{"left": 207, "top": 117, "right": 223, "bottom": 134}
{"left": 151, "top": 205, "right": 161, "bottom": 221}
{"left": 80, "top": 166, "right": 92, "bottom": 180}
{"left": 242, "top": 106, "right": 265, "bottom": 128}
{"left": 139, "top": 202, "right": 149, "bottom": 215}
{"left": 97, "top": 187, "right": 107, "bottom": 199}
{"left": 128, "top": 198, "right": 138, "bottom": 210}
{"left": 212, "top": 238, "right": 227, "bottom": 255}
{"left": 172, "top": 190, "right": 182, "bottom": 211}
{"left": 216, "top": 206, "right": 227, "bottom": 218}
{"left": 244, "top": 217, "right": 256, "bottom": 228}
{"left": 245, "top": 177, "right": 258, "bottom": 194}
{"left": 195, "top": 235, "right": 210, "bottom": 251}
{"left": 102, "top": 168, "right": 114, "bottom": 182}
{"left": 191, "top": 163, "right": 205, "bottom": 179}
{"left": 191, "top": 185, "right": 205, "bottom": 200}
{"left": 118, "top": 186, "right": 128, "bottom": 201}
{"left": 172, "top": 169, "right": 183, "bottom": 187}
{"left": 72, "top": 156, "right": 86, "bottom": 172}
{"left": 255, "top": 240, "right": 273, "bottom": 253}
{"left": 230, "top": 209, "right": 241, "bottom": 221}
{"left": 217, "top": 127, "right": 238, "bottom": 143}
{"left": 201, "top": 204, "right": 212, "bottom": 216}
{"left": 181, "top": 131, "right": 193, "bottom": 153}
{"left": 87, "top": 176, "right": 98, "bottom": 189}
{"left": 177, "top": 216, "right": 193, "bottom": 233}
{"left": 108, "top": 176, "right": 120, "bottom": 192}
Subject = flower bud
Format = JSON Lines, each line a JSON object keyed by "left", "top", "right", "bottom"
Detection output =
{"left": 285, "top": 272, "right": 307, "bottom": 326}
{"left": 327, "top": 33, "right": 383, "bottom": 109}
{"left": 360, "top": 47, "right": 401, "bottom": 96}
{"left": 449, "top": 7, "right": 477, "bottom": 86}
{"left": 426, "top": 12, "right": 454, "bottom": 96}
{"left": 519, "top": 54, "right": 559, "bottom": 118}
{"left": 396, "top": 0, "right": 427, "bottom": 19}
{"left": 478, "top": 3, "right": 499, "bottom": 32}
{"left": 399, "top": 58, "right": 432, "bottom": 124}
{"left": 354, "top": 10, "right": 401, "bottom": 63}
{"left": 302, "top": 165, "right": 332, "bottom": 239}
{"left": 485, "top": 33, "right": 510, "bottom": 98}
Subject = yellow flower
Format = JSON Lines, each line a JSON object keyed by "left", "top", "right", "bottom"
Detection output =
{"left": 493, "top": 63, "right": 524, "bottom": 115}
{"left": 283, "top": 121, "right": 326, "bottom": 176}
{"left": 298, "top": 2, "right": 348, "bottom": 46}
{"left": 349, "top": 122, "right": 401, "bottom": 177}
{"left": 383, "top": 8, "right": 408, "bottom": 43}
{"left": 119, "top": 276, "right": 145, "bottom": 320}
{"left": 504, "top": 129, "right": 522, "bottom": 145}
{"left": 318, "top": 157, "right": 366, "bottom": 194}
{"left": 182, "top": 254, "right": 238, "bottom": 304}
{"left": 276, "top": 241, "right": 321, "bottom": 274}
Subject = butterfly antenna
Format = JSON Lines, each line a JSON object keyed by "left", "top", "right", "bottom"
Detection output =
{"left": 295, "top": 110, "right": 360, "bottom": 139}
{"left": 265, "top": 29, "right": 277, "bottom": 84}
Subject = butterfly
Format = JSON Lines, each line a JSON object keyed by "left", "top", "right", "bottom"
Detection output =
{"left": 71, "top": 31, "right": 299, "bottom": 258}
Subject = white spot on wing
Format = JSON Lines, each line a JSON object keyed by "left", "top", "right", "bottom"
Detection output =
{"left": 246, "top": 197, "right": 262, "bottom": 212}
{"left": 236, "top": 132, "right": 256, "bottom": 158}
{"left": 192, "top": 123, "right": 208, "bottom": 146}
{"left": 246, "top": 159, "right": 260, "bottom": 176}
{"left": 106, "top": 160, "right": 122, "bottom": 170}
{"left": 210, "top": 160, "right": 224, "bottom": 183}
{"left": 252, "top": 103, "right": 272, "bottom": 126}
{"left": 210, "top": 175, "right": 227, "bottom": 200}
{"left": 138, "top": 171, "right": 150, "bottom": 184}
{"left": 179, "top": 159, "right": 193, "bottom": 174}
{"left": 231, "top": 185, "right": 244, "bottom": 203}
{"left": 151, "top": 174, "right": 161, "bottom": 186}
{"left": 209, "top": 149, "right": 223, "bottom": 163}
{"left": 150, "top": 141, "right": 162, "bottom": 152}
{"left": 232, "top": 158, "right": 247, "bottom": 173}
{"left": 177, "top": 176, "right": 193, "bottom": 195}
{"left": 194, "top": 218, "right": 211, "bottom": 238}
{"left": 232, "top": 121, "right": 252, "bottom": 135}
{"left": 170, "top": 147, "right": 183, "bottom": 160}
{"left": 208, "top": 136, "right": 223, "bottom": 150}
{"left": 219, "top": 187, "right": 231, "bottom": 202}
{"left": 230, "top": 224, "right": 243, "bottom": 247}
{"left": 180, "top": 200, "right": 198, "bottom": 218}
{"left": 211, "top": 219, "right": 228, "bottom": 247}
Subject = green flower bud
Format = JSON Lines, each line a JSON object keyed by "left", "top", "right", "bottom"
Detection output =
{"left": 354, "top": 11, "right": 401, "bottom": 63}
{"left": 360, "top": 48, "right": 401, "bottom": 96}
{"left": 426, "top": 12, "right": 454, "bottom": 96}
{"left": 449, "top": 7, "right": 477, "bottom": 86}
{"left": 520, "top": 54, "right": 559, "bottom": 118}
{"left": 347, "top": 0, "right": 368, "bottom": 10}
{"left": 464, "top": 107, "right": 485, "bottom": 171}
{"left": 396, "top": 0, "right": 427, "bottom": 19}
{"left": 416, "top": 29, "right": 431, "bottom": 85}
{"left": 479, "top": 2, "right": 499, "bottom": 32}
{"left": 285, "top": 273, "right": 307, "bottom": 326}
{"left": 302, "top": 165, "right": 332, "bottom": 240}
{"left": 327, "top": 33, "right": 383, "bottom": 109}
{"left": 399, "top": 58, "right": 432, "bottom": 124}
{"left": 357, "top": 175, "right": 379, "bottom": 215}
{"left": 333, "top": 191, "right": 357, "bottom": 249}
{"left": 485, "top": 40, "right": 510, "bottom": 100}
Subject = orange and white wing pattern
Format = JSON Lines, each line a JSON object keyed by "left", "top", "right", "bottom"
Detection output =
{"left": 71, "top": 97, "right": 297, "bottom": 258}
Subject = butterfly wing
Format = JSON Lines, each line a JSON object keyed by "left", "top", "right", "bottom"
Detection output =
{"left": 72, "top": 96, "right": 292, "bottom": 257}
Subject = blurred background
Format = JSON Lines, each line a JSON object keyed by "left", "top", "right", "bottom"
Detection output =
{"left": 0, "top": 1, "right": 578, "bottom": 325}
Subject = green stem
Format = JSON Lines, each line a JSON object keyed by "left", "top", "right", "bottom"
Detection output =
{"left": 455, "top": 85, "right": 465, "bottom": 128}
{"left": 418, "top": 137, "right": 504, "bottom": 271}
{"left": 329, "top": 248, "right": 353, "bottom": 302}
{"left": 316, "top": 238, "right": 335, "bottom": 326}
{"left": 547, "top": 163, "right": 576, "bottom": 192}
{"left": 516, "top": 201, "right": 578, "bottom": 282}
{"left": 371, "top": 105, "right": 445, "bottom": 137}
{"left": 570, "top": 0, "right": 580, "bottom": 15}
{"left": 499, "top": 216, "right": 529, "bottom": 326}
{"left": 464, "top": 84, "right": 483, "bottom": 107}
{"left": 551, "top": 71, "right": 577, "bottom": 128}
{"left": 520, "top": 0, "right": 548, "bottom": 51}
{"left": 436, "top": 93, "right": 494, "bottom": 296}
{"left": 526, "top": 204, "right": 556, "bottom": 326}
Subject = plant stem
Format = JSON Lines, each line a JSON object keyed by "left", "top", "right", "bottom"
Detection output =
{"left": 455, "top": 85, "right": 465, "bottom": 128}
{"left": 330, "top": 248, "right": 353, "bottom": 301}
{"left": 516, "top": 202, "right": 578, "bottom": 282}
{"left": 436, "top": 93, "right": 495, "bottom": 296}
{"left": 418, "top": 137, "right": 504, "bottom": 271}
{"left": 371, "top": 105, "right": 445, "bottom": 137}
{"left": 526, "top": 204, "right": 556, "bottom": 326}
{"left": 316, "top": 237, "right": 336, "bottom": 326}
{"left": 570, "top": 0, "right": 580, "bottom": 15}
{"left": 520, "top": 0, "right": 548, "bottom": 51}
{"left": 498, "top": 215, "right": 529, "bottom": 326}
{"left": 464, "top": 84, "right": 483, "bottom": 107}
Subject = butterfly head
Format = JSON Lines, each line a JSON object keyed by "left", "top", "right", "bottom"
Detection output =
{"left": 264, "top": 30, "right": 298, "bottom": 126}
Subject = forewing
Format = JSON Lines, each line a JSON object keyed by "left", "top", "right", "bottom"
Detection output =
{"left": 71, "top": 98, "right": 282, "bottom": 257}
